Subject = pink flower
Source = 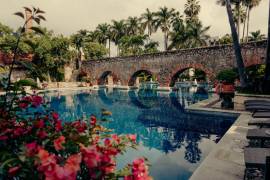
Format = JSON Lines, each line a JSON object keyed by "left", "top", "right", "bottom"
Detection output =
{"left": 55, "top": 120, "right": 62, "bottom": 132}
{"left": 128, "top": 134, "right": 137, "bottom": 143}
{"left": 0, "top": 135, "right": 8, "bottom": 141}
{"left": 80, "top": 144, "right": 101, "bottom": 169}
{"left": 90, "top": 116, "right": 97, "bottom": 126}
{"left": 32, "top": 95, "right": 43, "bottom": 107}
{"left": 72, "top": 121, "right": 87, "bottom": 133}
{"left": 54, "top": 136, "right": 65, "bottom": 151}
{"left": 104, "top": 138, "right": 111, "bottom": 147}
{"left": 8, "top": 166, "right": 21, "bottom": 177}
{"left": 37, "top": 130, "right": 48, "bottom": 139}
{"left": 19, "top": 102, "right": 28, "bottom": 109}
{"left": 124, "top": 158, "right": 152, "bottom": 180}
{"left": 52, "top": 112, "right": 59, "bottom": 120}
{"left": 35, "top": 119, "right": 45, "bottom": 129}
{"left": 25, "top": 142, "right": 38, "bottom": 157}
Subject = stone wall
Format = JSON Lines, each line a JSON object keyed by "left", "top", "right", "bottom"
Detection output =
{"left": 81, "top": 40, "right": 267, "bottom": 87}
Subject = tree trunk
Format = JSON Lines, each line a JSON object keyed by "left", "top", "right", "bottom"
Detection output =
{"left": 237, "top": 3, "right": 240, "bottom": 41}
{"left": 246, "top": 7, "right": 251, "bottom": 42}
{"left": 242, "top": 6, "right": 248, "bottom": 42}
{"left": 164, "top": 31, "right": 168, "bottom": 51}
{"left": 109, "top": 39, "right": 111, "bottom": 57}
{"left": 225, "top": 0, "right": 248, "bottom": 88}
{"left": 263, "top": 0, "right": 270, "bottom": 93}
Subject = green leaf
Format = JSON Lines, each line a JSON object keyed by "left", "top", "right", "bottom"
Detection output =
{"left": 23, "top": 7, "right": 32, "bottom": 13}
{"left": 33, "top": 17, "right": 40, "bottom": 25}
{"left": 14, "top": 12, "right": 24, "bottom": 19}
{"left": 37, "top": 15, "right": 46, "bottom": 21}
{"left": 30, "top": 26, "right": 44, "bottom": 35}
{"left": 36, "top": 8, "right": 45, "bottom": 14}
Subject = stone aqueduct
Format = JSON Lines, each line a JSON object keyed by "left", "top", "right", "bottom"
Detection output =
{"left": 81, "top": 40, "right": 267, "bottom": 87}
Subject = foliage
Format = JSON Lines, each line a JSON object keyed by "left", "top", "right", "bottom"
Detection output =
{"left": 83, "top": 42, "right": 108, "bottom": 60}
{"left": 0, "top": 6, "right": 152, "bottom": 180}
{"left": 14, "top": 79, "right": 38, "bottom": 88}
{"left": 119, "top": 35, "right": 147, "bottom": 56}
{"left": 218, "top": 34, "right": 233, "bottom": 45}
{"left": 217, "top": 69, "right": 238, "bottom": 83}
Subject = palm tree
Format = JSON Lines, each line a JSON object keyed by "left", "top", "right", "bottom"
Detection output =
{"left": 217, "top": 0, "right": 243, "bottom": 39}
{"left": 232, "top": 5, "right": 247, "bottom": 40}
{"left": 169, "top": 17, "right": 187, "bottom": 49}
{"left": 141, "top": 8, "right": 155, "bottom": 37}
{"left": 126, "top": 16, "right": 141, "bottom": 35}
{"left": 154, "top": 7, "right": 175, "bottom": 50}
{"left": 263, "top": 0, "right": 270, "bottom": 93}
{"left": 111, "top": 20, "right": 127, "bottom": 55}
{"left": 248, "top": 30, "right": 266, "bottom": 41}
{"left": 96, "top": 23, "right": 111, "bottom": 57}
{"left": 222, "top": 0, "right": 248, "bottom": 87}
{"left": 185, "top": 22, "right": 210, "bottom": 48}
{"left": 70, "top": 30, "right": 88, "bottom": 68}
{"left": 184, "top": 0, "right": 201, "bottom": 23}
{"left": 243, "top": 0, "right": 261, "bottom": 42}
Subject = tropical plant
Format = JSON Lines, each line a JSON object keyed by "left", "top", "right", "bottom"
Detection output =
{"left": 217, "top": 69, "right": 238, "bottom": 83}
{"left": 119, "top": 35, "right": 147, "bottom": 56}
{"left": 126, "top": 16, "right": 141, "bottom": 35}
{"left": 154, "top": 7, "right": 175, "bottom": 50}
{"left": 141, "top": 8, "right": 156, "bottom": 38}
{"left": 218, "top": 34, "right": 233, "bottom": 45}
{"left": 184, "top": 0, "right": 201, "bottom": 23}
{"left": 144, "top": 41, "right": 159, "bottom": 53}
{"left": 220, "top": 0, "right": 248, "bottom": 88}
{"left": 243, "top": 0, "right": 262, "bottom": 42}
{"left": 248, "top": 30, "right": 266, "bottom": 41}
{"left": 111, "top": 20, "right": 127, "bottom": 55}
{"left": 83, "top": 42, "right": 108, "bottom": 60}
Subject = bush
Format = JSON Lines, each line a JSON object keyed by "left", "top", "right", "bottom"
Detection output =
{"left": 217, "top": 69, "right": 238, "bottom": 84}
{"left": 15, "top": 79, "right": 38, "bottom": 88}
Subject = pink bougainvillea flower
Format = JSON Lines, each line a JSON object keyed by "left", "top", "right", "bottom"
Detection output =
{"left": 52, "top": 112, "right": 59, "bottom": 120}
{"left": 25, "top": 141, "right": 38, "bottom": 157}
{"left": 80, "top": 144, "right": 101, "bottom": 169}
{"left": 0, "top": 135, "right": 8, "bottom": 141}
{"left": 35, "top": 119, "right": 45, "bottom": 129}
{"left": 37, "top": 130, "right": 48, "bottom": 139}
{"left": 32, "top": 95, "right": 43, "bottom": 107}
{"left": 54, "top": 136, "right": 66, "bottom": 151}
{"left": 19, "top": 102, "right": 28, "bottom": 109}
{"left": 72, "top": 121, "right": 87, "bottom": 133}
{"left": 104, "top": 138, "right": 111, "bottom": 147}
{"left": 8, "top": 166, "right": 21, "bottom": 177}
{"left": 55, "top": 120, "right": 62, "bottom": 132}
{"left": 90, "top": 116, "right": 97, "bottom": 126}
{"left": 128, "top": 134, "right": 137, "bottom": 143}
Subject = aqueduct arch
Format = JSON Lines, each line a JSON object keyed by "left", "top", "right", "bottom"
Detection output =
{"left": 81, "top": 41, "right": 267, "bottom": 87}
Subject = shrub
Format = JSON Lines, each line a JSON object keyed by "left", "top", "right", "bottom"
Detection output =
{"left": 217, "top": 69, "right": 238, "bottom": 84}
{"left": 15, "top": 79, "right": 38, "bottom": 88}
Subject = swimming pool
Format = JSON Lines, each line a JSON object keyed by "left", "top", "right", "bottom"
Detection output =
{"left": 44, "top": 88, "right": 236, "bottom": 180}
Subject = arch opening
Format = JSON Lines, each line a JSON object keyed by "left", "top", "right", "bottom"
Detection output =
{"left": 170, "top": 68, "right": 207, "bottom": 87}
{"left": 128, "top": 70, "right": 155, "bottom": 87}
{"left": 98, "top": 71, "right": 119, "bottom": 86}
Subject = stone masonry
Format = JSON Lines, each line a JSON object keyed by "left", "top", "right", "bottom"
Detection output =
{"left": 81, "top": 40, "right": 267, "bottom": 87}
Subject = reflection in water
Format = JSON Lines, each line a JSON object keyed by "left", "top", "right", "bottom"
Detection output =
{"left": 44, "top": 89, "right": 236, "bottom": 180}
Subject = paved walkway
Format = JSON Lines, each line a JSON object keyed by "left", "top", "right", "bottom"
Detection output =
{"left": 189, "top": 94, "right": 270, "bottom": 180}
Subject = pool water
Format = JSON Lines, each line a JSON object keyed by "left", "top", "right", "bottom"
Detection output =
{"left": 44, "top": 88, "right": 236, "bottom": 180}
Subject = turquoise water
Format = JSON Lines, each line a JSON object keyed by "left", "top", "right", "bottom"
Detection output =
{"left": 44, "top": 88, "right": 236, "bottom": 180}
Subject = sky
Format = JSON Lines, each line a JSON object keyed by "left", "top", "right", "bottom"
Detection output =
{"left": 0, "top": 0, "right": 268, "bottom": 54}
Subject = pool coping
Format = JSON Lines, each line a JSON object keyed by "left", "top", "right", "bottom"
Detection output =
{"left": 188, "top": 96, "right": 253, "bottom": 180}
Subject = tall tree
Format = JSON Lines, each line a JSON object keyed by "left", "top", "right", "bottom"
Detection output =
{"left": 184, "top": 0, "right": 201, "bottom": 23}
{"left": 217, "top": 0, "right": 243, "bottom": 40}
{"left": 111, "top": 20, "right": 127, "bottom": 55}
{"left": 243, "top": 0, "right": 261, "bottom": 42}
{"left": 95, "top": 23, "right": 111, "bottom": 56}
{"left": 70, "top": 30, "right": 87, "bottom": 68}
{"left": 223, "top": 0, "right": 248, "bottom": 87}
{"left": 154, "top": 7, "right": 175, "bottom": 50}
{"left": 263, "top": 0, "right": 270, "bottom": 93}
{"left": 126, "top": 16, "right": 141, "bottom": 35}
{"left": 185, "top": 22, "right": 210, "bottom": 48}
{"left": 141, "top": 8, "right": 155, "bottom": 38}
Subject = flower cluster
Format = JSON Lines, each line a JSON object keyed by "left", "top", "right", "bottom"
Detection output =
{"left": 0, "top": 95, "right": 151, "bottom": 179}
